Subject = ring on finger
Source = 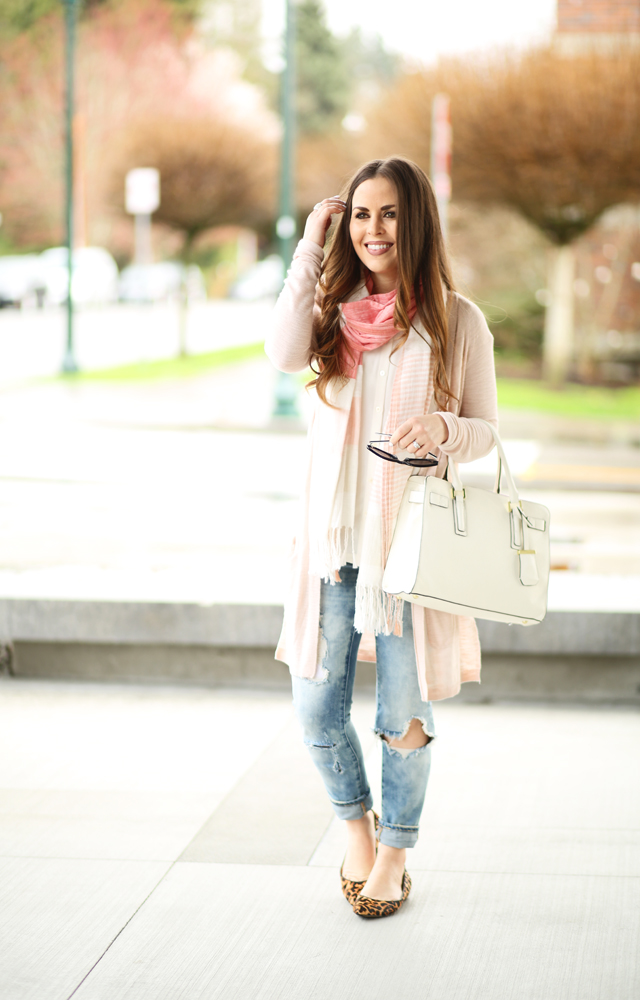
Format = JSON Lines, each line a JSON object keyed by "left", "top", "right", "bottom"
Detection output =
{"left": 313, "top": 202, "right": 323, "bottom": 210}
{"left": 411, "top": 440, "right": 420, "bottom": 450}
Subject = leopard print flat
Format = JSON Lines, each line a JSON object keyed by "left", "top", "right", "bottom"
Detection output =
{"left": 352, "top": 870, "right": 411, "bottom": 919}
{"left": 340, "top": 810, "right": 379, "bottom": 906}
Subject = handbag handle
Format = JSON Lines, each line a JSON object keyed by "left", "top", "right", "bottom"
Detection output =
{"left": 443, "top": 422, "right": 538, "bottom": 584}
{"left": 446, "top": 420, "right": 520, "bottom": 504}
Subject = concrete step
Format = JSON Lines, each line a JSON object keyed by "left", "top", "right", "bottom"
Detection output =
{"left": 1, "top": 599, "right": 638, "bottom": 703}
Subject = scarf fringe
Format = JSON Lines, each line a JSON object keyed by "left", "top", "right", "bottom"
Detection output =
{"left": 310, "top": 526, "right": 356, "bottom": 582}
{"left": 354, "top": 584, "right": 404, "bottom": 638}
{"left": 309, "top": 529, "right": 405, "bottom": 638}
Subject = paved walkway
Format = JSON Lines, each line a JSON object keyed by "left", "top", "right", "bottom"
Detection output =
{"left": 0, "top": 676, "right": 638, "bottom": 999}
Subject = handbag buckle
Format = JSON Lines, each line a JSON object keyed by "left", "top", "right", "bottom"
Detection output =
{"left": 451, "top": 488, "right": 467, "bottom": 535}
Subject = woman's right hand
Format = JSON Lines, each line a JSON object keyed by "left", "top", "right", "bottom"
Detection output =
{"left": 303, "top": 196, "right": 347, "bottom": 248}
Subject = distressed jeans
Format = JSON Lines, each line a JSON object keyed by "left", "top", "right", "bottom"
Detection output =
{"left": 292, "top": 564, "right": 435, "bottom": 848}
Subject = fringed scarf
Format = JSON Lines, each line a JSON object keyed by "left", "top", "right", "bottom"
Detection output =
{"left": 307, "top": 287, "right": 433, "bottom": 637}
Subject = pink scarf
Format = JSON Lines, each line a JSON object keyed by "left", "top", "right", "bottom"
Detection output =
{"left": 341, "top": 288, "right": 417, "bottom": 378}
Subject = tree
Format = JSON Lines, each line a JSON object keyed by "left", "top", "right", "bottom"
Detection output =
{"left": 293, "top": 11, "right": 400, "bottom": 213}
{"left": 0, "top": 0, "right": 277, "bottom": 252}
{"left": 296, "top": 130, "right": 362, "bottom": 214}
{"left": 367, "top": 49, "right": 640, "bottom": 385}
{"left": 294, "top": 5, "right": 400, "bottom": 136}
{"left": 114, "top": 115, "right": 276, "bottom": 351}
{"left": 0, "top": 0, "right": 199, "bottom": 37}
{"left": 295, "top": 0, "right": 350, "bottom": 135}
{"left": 117, "top": 116, "right": 275, "bottom": 244}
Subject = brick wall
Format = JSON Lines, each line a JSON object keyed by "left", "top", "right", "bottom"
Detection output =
{"left": 557, "top": 1, "right": 640, "bottom": 33}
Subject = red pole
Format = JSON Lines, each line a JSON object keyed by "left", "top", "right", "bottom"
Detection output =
{"left": 431, "top": 93, "right": 452, "bottom": 242}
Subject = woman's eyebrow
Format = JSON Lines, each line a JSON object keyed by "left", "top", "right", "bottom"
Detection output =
{"left": 352, "top": 204, "right": 396, "bottom": 211}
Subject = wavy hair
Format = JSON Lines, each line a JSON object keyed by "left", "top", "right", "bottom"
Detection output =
{"left": 309, "top": 156, "right": 456, "bottom": 409}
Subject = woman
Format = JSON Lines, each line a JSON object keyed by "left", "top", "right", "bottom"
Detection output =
{"left": 266, "top": 156, "right": 498, "bottom": 919}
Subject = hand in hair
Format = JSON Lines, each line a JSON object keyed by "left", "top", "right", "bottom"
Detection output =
{"left": 304, "top": 197, "right": 346, "bottom": 249}
{"left": 390, "top": 414, "right": 449, "bottom": 458}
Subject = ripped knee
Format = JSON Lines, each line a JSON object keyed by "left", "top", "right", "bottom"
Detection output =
{"left": 376, "top": 716, "right": 435, "bottom": 758}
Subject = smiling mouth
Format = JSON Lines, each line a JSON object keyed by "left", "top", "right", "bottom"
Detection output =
{"left": 365, "top": 242, "right": 394, "bottom": 255}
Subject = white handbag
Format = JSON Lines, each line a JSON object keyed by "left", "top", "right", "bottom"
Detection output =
{"left": 382, "top": 421, "right": 550, "bottom": 625}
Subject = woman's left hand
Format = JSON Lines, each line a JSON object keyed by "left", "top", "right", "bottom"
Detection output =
{"left": 390, "top": 414, "right": 449, "bottom": 458}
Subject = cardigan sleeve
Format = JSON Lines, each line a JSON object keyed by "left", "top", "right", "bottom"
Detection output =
{"left": 436, "top": 298, "right": 499, "bottom": 464}
{"left": 264, "top": 238, "right": 324, "bottom": 374}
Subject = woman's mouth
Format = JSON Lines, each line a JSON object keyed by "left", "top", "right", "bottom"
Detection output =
{"left": 365, "top": 242, "right": 394, "bottom": 256}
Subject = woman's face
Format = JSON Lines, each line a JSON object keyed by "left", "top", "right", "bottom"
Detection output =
{"left": 349, "top": 175, "right": 399, "bottom": 293}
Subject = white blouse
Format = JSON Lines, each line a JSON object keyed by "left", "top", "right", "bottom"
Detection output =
{"left": 354, "top": 346, "right": 396, "bottom": 565}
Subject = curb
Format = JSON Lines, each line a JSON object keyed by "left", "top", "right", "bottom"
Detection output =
{"left": 0, "top": 599, "right": 638, "bottom": 656}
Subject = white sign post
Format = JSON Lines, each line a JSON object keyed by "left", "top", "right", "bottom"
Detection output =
{"left": 125, "top": 168, "right": 160, "bottom": 266}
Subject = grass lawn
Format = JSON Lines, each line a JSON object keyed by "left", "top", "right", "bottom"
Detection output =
{"left": 56, "top": 342, "right": 639, "bottom": 421}
{"left": 496, "top": 378, "right": 640, "bottom": 420}
{"left": 58, "top": 340, "right": 266, "bottom": 382}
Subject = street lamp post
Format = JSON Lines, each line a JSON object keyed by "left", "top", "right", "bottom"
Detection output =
{"left": 272, "top": 0, "right": 299, "bottom": 418}
{"left": 62, "top": 0, "right": 79, "bottom": 374}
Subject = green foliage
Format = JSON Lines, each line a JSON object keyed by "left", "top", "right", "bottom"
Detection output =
{"left": 481, "top": 290, "right": 544, "bottom": 358}
{"left": 294, "top": 5, "right": 400, "bottom": 135}
{"left": 340, "top": 27, "right": 399, "bottom": 90}
{"left": 295, "top": 0, "right": 350, "bottom": 135}
{"left": 0, "top": 0, "right": 60, "bottom": 35}
{"left": 0, "top": 0, "right": 199, "bottom": 36}
{"left": 0, "top": 0, "right": 113, "bottom": 35}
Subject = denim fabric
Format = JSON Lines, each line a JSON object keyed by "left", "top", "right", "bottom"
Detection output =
{"left": 292, "top": 564, "right": 435, "bottom": 849}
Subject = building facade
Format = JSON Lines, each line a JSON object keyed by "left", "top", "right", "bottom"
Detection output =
{"left": 556, "top": 0, "right": 640, "bottom": 52}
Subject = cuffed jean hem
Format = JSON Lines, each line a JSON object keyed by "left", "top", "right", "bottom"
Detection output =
{"left": 378, "top": 824, "right": 419, "bottom": 849}
{"left": 331, "top": 791, "right": 374, "bottom": 821}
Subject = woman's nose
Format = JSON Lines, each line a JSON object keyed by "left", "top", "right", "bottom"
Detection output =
{"left": 367, "top": 216, "right": 385, "bottom": 235}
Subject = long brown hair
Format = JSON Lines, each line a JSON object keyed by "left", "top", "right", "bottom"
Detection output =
{"left": 309, "top": 156, "right": 456, "bottom": 409}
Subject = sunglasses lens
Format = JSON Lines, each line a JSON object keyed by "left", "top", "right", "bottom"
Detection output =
{"left": 368, "top": 446, "right": 396, "bottom": 462}
{"left": 368, "top": 443, "right": 438, "bottom": 468}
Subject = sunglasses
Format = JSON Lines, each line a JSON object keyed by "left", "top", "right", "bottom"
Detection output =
{"left": 367, "top": 434, "right": 439, "bottom": 468}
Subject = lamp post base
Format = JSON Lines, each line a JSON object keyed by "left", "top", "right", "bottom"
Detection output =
{"left": 62, "top": 350, "right": 78, "bottom": 374}
{"left": 272, "top": 371, "right": 299, "bottom": 418}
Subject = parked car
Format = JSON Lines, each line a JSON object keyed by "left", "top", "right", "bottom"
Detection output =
{"left": 228, "top": 255, "right": 284, "bottom": 301}
{"left": 39, "top": 246, "right": 119, "bottom": 305}
{"left": 118, "top": 262, "right": 206, "bottom": 303}
{"left": 0, "top": 255, "right": 46, "bottom": 308}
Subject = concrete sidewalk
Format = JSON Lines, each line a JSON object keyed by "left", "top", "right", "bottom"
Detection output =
{"left": 0, "top": 676, "right": 638, "bottom": 1000}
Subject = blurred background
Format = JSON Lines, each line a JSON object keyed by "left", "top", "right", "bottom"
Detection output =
{"left": 1, "top": 7, "right": 639, "bottom": 993}
{"left": 0, "top": 0, "right": 638, "bottom": 689}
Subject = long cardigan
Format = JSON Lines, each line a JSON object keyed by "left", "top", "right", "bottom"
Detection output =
{"left": 265, "top": 239, "right": 499, "bottom": 701}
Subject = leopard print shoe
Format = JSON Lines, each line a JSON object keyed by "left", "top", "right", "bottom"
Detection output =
{"left": 352, "top": 870, "right": 412, "bottom": 919}
{"left": 340, "top": 810, "right": 379, "bottom": 906}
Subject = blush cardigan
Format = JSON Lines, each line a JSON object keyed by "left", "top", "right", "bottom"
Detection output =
{"left": 265, "top": 239, "right": 500, "bottom": 701}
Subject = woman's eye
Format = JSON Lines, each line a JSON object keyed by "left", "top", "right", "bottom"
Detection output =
{"left": 384, "top": 211, "right": 396, "bottom": 218}
{"left": 355, "top": 212, "right": 368, "bottom": 219}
